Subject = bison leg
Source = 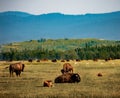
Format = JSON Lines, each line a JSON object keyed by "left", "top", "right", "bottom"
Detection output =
{"left": 18, "top": 71, "right": 21, "bottom": 77}
{"left": 15, "top": 71, "right": 19, "bottom": 77}
{"left": 9, "top": 65, "right": 13, "bottom": 77}
{"left": 10, "top": 71, "right": 13, "bottom": 77}
{"left": 16, "top": 71, "right": 21, "bottom": 77}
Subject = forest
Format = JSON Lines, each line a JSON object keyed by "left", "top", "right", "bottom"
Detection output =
{"left": 0, "top": 38, "right": 120, "bottom": 61}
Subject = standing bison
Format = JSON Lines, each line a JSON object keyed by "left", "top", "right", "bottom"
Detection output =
{"left": 9, "top": 62, "right": 25, "bottom": 77}
{"left": 54, "top": 73, "right": 81, "bottom": 83}
{"left": 61, "top": 63, "right": 73, "bottom": 74}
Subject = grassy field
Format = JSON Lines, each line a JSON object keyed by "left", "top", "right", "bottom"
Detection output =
{"left": 0, "top": 60, "right": 120, "bottom": 98}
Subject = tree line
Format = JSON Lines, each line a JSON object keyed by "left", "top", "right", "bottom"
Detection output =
{"left": 0, "top": 44, "right": 120, "bottom": 61}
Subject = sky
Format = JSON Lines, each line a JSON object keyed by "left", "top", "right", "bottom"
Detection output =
{"left": 0, "top": 0, "right": 120, "bottom": 15}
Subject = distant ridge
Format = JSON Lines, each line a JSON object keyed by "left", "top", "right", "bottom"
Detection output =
{"left": 0, "top": 11, "right": 33, "bottom": 17}
{"left": 0, "top": 11, "right": 120, "bottom": 44}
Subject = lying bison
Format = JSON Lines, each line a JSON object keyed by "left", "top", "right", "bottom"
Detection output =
{"left": 43, "top": 80, "right": 53, "bottom": 87}
{"left": 97, "top": 73, "right": 103, "bottom": 77}
{"left": 54, "top": 73, "right": 81, "bottom": 83}
{"left": 9, "top": 62, "right": 25, "bottom": 77}
{"left": 61, "top": 63, "right": 73, "bottom": 74}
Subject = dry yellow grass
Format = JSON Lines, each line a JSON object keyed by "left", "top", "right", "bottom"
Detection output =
{"left": 0, "top": 59, "right": 120, "bottom": 98}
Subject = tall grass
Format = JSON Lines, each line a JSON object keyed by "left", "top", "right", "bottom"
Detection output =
{"left": 0, "top": 60, "right": 120, "bottom": 98}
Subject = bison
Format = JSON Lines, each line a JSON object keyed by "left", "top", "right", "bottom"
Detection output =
{"left": 36, "top": 59, "right": 40, "bottom": 62}
{"left": 52, "top": 59, "right": 57, "bottom": 62}
{"left": 61, "top": 63, "right": 73, "bottom": 74}
{"left": 93, "top": 58, "right": 98, "bottom": 62}
{"left": 61, "top": 60, "right": 65, "bottom": 62}
{"left": 9, "top": 62, "right": 25, "bottom": 77}
{"left": 28, "top": 59, "right": 32, "bottom": 62}
{"left": 43, "top": 80, "right": 53, "bottom": 87}
{"left": 54, "top": 73, "right": 81, "bottom": 83}
{"left": 76, "top": 59, "right": 80, "bottom": 62}
{"left": 97, "top": 73, "right": 103, "bottom": 77}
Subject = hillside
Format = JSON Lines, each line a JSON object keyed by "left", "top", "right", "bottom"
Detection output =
{"left": 0, "top": 11, "right": 120, "bottom": 44}
{"left": 1, "top": 38, "right": 120, "bottom": 52}
{"left": 0, "top": 38, "right": 120, "bottom": 60}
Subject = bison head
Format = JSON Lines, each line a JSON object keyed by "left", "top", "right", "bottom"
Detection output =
{"left": 22, "top": 64, "right": 25, "bottom": 72}
{"left": 71, "top": 73, "right": 81, "bottom": 83}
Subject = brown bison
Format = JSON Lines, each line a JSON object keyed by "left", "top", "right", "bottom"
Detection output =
{"left": 28, "top": 59, "right": 32, "bottom": 62}
{"left": 76, "top": 59, "right": 80, "bottom": 62}
{"left": 61, "top": 63, "right": 73, "bottom": 74}
{"left": 43, "top": 80, "right": 53, "bottom": 87}
{"left": 97, "top": 73, "right": 103, "bottom": 77}
{"left": 36, "top": 59, "right": 40, "bottom": 62}
{"left": 54, "top": 73, "right": 81, "bottom": 83}
{"left": 52, "top": 59, "right": 57, "bottom": 62}
{"left": 61, "top": 60, "right": 65, "bottom": 62}
{"left": 9, "top": 62, "right": 25, "bottom": 77}
{"left": 93, "top": 58, "right": 98, "bottom": 62}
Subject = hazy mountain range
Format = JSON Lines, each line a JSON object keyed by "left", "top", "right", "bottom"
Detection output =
{"left": 0, "top": 11, "right": 120, "bottom": 44}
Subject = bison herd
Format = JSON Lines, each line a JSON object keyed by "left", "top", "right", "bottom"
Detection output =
{"left": 5, "top": 61, "right": 104, "bottom": 87}
{"left": 5, "top": 61, "right": 81, "bottom": 87}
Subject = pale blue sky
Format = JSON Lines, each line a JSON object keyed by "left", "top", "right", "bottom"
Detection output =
{"left": 0, "top": 0, "right": 120, "bottom": 15}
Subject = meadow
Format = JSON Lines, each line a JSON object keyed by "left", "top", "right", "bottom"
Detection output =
{"left": 0, "top": 59, "right": 120, "bottom": 98}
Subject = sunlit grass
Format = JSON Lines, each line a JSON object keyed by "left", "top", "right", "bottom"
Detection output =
{"left": 0, "top": 59, "right": 120, "bottom": 98}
